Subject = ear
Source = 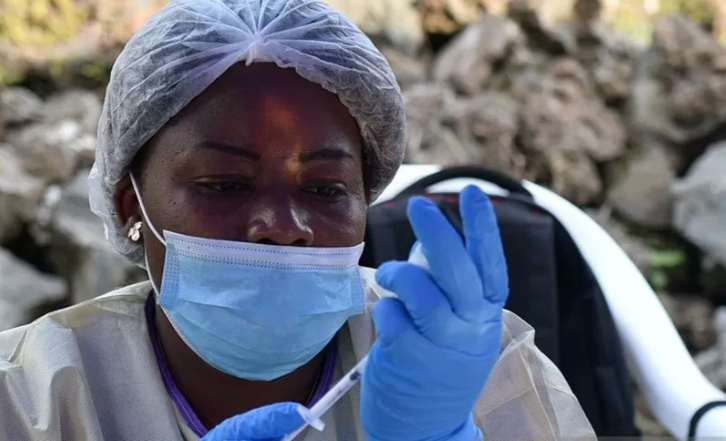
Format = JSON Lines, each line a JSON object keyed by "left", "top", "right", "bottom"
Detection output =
{"left": 113, "top": 174, "right": 143, "bottom": 237}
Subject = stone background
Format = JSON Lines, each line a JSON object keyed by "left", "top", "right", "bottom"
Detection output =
{"left": 1, "top": 0, "right": 726, "bottom": 437}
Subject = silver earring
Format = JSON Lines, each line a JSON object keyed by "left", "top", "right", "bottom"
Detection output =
{"left": 127, "top": 221, "right": 143, "bottom": 242}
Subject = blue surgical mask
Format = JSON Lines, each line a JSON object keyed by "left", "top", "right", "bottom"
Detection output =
{"left": 130, "top": 174, "right": 366, "bottom": 381}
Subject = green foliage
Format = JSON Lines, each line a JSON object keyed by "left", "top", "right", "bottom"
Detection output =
{"left": 648, "top": 248, "right": 688, "bottom": 292}
{"left": 650, "top": 248, "right": 688, "bottom": 267}
{"left": 600, "top": 0, "right": 725, "bottom": 45}
{"left": 605, "top": 2, "right": 653, "bottom": 44}
{"left": 661, "top": 0, "right": 719, "bottom": 26}
{"left": 0, "top": 64, "right": 22, "bottom": 85}
{"left": 0, "top": 0, "right": 89, "bottom": 46}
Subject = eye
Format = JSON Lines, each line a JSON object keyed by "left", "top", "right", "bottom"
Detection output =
{"left": 305, "top": 184, "right": 347, "bottom": 200}
{"left": 194, "top": 179, "right": 251, "bottom": 194}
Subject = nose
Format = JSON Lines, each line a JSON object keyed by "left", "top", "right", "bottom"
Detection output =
{"left": 245, "top": 195, "right": 314, "bottom": 246}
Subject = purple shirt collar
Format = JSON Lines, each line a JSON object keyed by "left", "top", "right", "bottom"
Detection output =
{"left": 144, "top": 293, "right": 338, "bottom": 437}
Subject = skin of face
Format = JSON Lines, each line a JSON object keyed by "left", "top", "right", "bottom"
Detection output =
{"left": 112, "top": 62, "right": 368, "bottom": 427}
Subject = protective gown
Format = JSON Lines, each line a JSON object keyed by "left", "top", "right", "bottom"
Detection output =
{"left": 0, "top": 0, "right": 598, "bottom": 438}
{"left": 0, "top": 269, "right": 596, "bottom": 440}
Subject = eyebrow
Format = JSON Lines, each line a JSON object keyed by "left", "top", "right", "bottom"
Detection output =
{"left": 196, "top": 141, "right": 261, "bottom": 161}
{"left": 195, "top": 141, "right": 354, "bottom": 163}
{"left": 299, "top": 148, "right": 355, "bottom": 163}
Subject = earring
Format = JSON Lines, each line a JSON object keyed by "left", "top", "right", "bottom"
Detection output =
{"left": 127, "top": 221, "right": 143, "bottom": 242}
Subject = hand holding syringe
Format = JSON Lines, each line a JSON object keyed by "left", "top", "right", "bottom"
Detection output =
{"left": 281, "top": 355, "right": 368, "bottom": 441}
{"left": 281, "top": 242, "right": 429, "bottom": 441}
{"left": 284, "top": 188, "right": 506, "bottom": 441}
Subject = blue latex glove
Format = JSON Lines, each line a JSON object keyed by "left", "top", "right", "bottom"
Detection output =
{"left": 362, "top": 185, "right": 509, "bottom": 441}
{"left": 201, "top": 402, "right": 305, "bottom": 441}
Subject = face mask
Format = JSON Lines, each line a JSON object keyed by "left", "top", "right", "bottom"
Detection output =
{"left": 129, "top": 174, "right": 366, "bottom": 381}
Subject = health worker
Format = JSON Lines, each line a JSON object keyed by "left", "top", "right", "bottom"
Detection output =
{"left": 0, "top": 1, "right": 596, "bottom": 440}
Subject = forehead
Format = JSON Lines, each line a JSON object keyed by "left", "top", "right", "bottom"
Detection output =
{"left": 144, "top": 63, "right": 363, "bottom": 160}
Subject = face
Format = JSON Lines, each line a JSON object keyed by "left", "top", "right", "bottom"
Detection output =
{"left": 113, "top": 63, "right": 368, "bottom": 286}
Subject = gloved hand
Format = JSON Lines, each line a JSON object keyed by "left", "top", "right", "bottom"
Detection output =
{"left": 362, "top": 185, "right": 509, "bottom": 441}
{"left": 202, "top": 402, "right": 305, "bottom": 441}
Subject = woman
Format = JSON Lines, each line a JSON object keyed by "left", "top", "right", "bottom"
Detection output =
{"left": 0, "top": 0, "right": 596, "bottom": 440}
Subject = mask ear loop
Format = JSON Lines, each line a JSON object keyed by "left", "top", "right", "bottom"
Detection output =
{"left": 129, "top": 172, "right": 165, "bottom": 297}
{"left": 129, "top": 173, "right": 166, "bottom": 245}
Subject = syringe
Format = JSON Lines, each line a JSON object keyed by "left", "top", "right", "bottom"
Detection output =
{"left": 282, "top": 241, "right": 429, "bottom": 441}
{"left": 282, "top": 355, "right": 369, "bottom": 441}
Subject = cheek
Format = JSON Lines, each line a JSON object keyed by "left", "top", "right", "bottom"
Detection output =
{"left": 308, "top": 198, "right": 368, "bottom": 247}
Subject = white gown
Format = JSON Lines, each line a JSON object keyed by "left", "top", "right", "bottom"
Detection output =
{"left": 0, "top": 268, "right": 596, "bottom": 440}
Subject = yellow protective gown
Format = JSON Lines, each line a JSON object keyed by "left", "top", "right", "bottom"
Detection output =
{"left": 0, "top": 268, "right": 596, "bottom": 440}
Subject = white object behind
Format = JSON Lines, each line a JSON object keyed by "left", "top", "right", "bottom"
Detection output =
{"left": 380, "top": 164, "right": 726, "bottom": 439}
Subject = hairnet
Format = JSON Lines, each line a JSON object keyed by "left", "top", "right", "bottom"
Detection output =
{"left": 88, "top": 0, "right": 405, "bottom": 265}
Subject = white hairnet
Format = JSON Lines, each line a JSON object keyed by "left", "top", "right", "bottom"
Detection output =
{"left": 89, "top": 0, "right": 405, "bottom": 264}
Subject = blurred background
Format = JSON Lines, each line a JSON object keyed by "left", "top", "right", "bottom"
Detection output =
{"left": 1, "top": 0, "right": 726, "bottom": 437}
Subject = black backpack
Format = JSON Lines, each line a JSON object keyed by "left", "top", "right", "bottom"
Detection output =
{"left": 360, "top": 165, "right": 639, "bottom": 437}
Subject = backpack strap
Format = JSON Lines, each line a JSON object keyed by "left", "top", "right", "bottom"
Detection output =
{"left": 688, "top": 400, "right": 726, "bottom": 439}
{"left": 395, "top": 165, "right": 533, "bottom": 199}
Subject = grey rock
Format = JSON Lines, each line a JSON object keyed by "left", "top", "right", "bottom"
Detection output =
{"left": 608, "top": 146, "right": 675, "bottom": 230}
{"left": 493, "top": 46, "right": 549, "bottom": 98}
{"left": 323, "top": 0, "right": 424, "bottom": 56}
{"left": 31, "top": 185, "right": 63, "bottom": 245}
{"left": 0, "top": 247, "right": 66, "bottom": 332}
{"left": 404, "top": 84, "right": 472, "bottom": 165}
{"left": 43, "top": 170, "right": 146, "bottom": 305}
{"left": 403, "top": 84, "right": 521, "bottom": 168}
{"left": 659, "top": 293, "right": 717, "bottom": 352}
{"left": 518, "top": 60, "right": 627, "bottom": 163}
{"left": 0, "top": 87, "right": 45, "bottom": 126}
{"left": 506, "top": 0, "right": 573, "bottom": 55}
{"left": 404, "top": 83, "right": 458, "bottom": 127}
{"left": 417, "top": 0, "right": 488, "bottom": 36}
{"left": 379, "top": 46, "right": 427, "bottom": 90}
{"left": 695, "top": 307, "right": 726, "bottom": 390}
{"left": 406, "top": 124, "right": 473, "bottom": 167}
{"left": 6, "top": 119, "right": 91, "bottom": 185}
{"left": 539, "top": 147, "right": 602, "bottom": 206}
{"left": 0, "top": 85, "right": 4, "bottom": 139}
{"left": 449, "top": 92, "right": 525, "bottom": 177}
{"left": 539, "top": 58, "right": 600, "bottom": 103}
{"left": 433, "top": 14, "right": 522, "bottom": 95}
{"left": 673, "top": 142, "right": 726, "bottom": 266}
{"left": 572, "top": 21, "right": 640, "bottom": 104}
{"left": 572, "top": 0, "right": 602, "bottom": 23}
{"left": 0, "top": 146, "right": 45, "bottom": 243}
{"left": 516, "top": 60, "right": 629, "bottom": 205}
{"left": 44, "top": 89, "right": 103, "bottom": 136}
{"left": 629, "top": 15, "right": 726, "bottom": 166}
{"left": 634, "top": 412, "right": 673, "bottom": 438}
{"left": 41, "top": 90, "right": 101, "bottom": 169}
{"left": 701, "top": 256, "right": 726, "bottom": 305}
{"left": 589, "top": 48, "right": 634, "bottom": 104}
{"left": 587, "top": 209, "right": 653, "bottom": 275}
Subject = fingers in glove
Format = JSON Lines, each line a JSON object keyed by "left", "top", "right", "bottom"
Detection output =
{"left": 406, "top": 197, "right": 484, "bottom": 322}
{"left": 459, "top": 186, "right": 509, "bottom": 307}
{"left": 207, "top": 402, "right": 305, "bottom": 441}
{"left": 376, "top": 261, "right": 458, "bottom": 337}
{"left": 370, "top": 297, "right": 417, "bottom": 347}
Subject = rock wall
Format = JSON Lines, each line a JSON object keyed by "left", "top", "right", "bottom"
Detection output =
{"left": 1, "top": 0, "right": 726, "bottom": 436}
{"left": 0, "top": 86, "right": 147, "bottom": 328}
